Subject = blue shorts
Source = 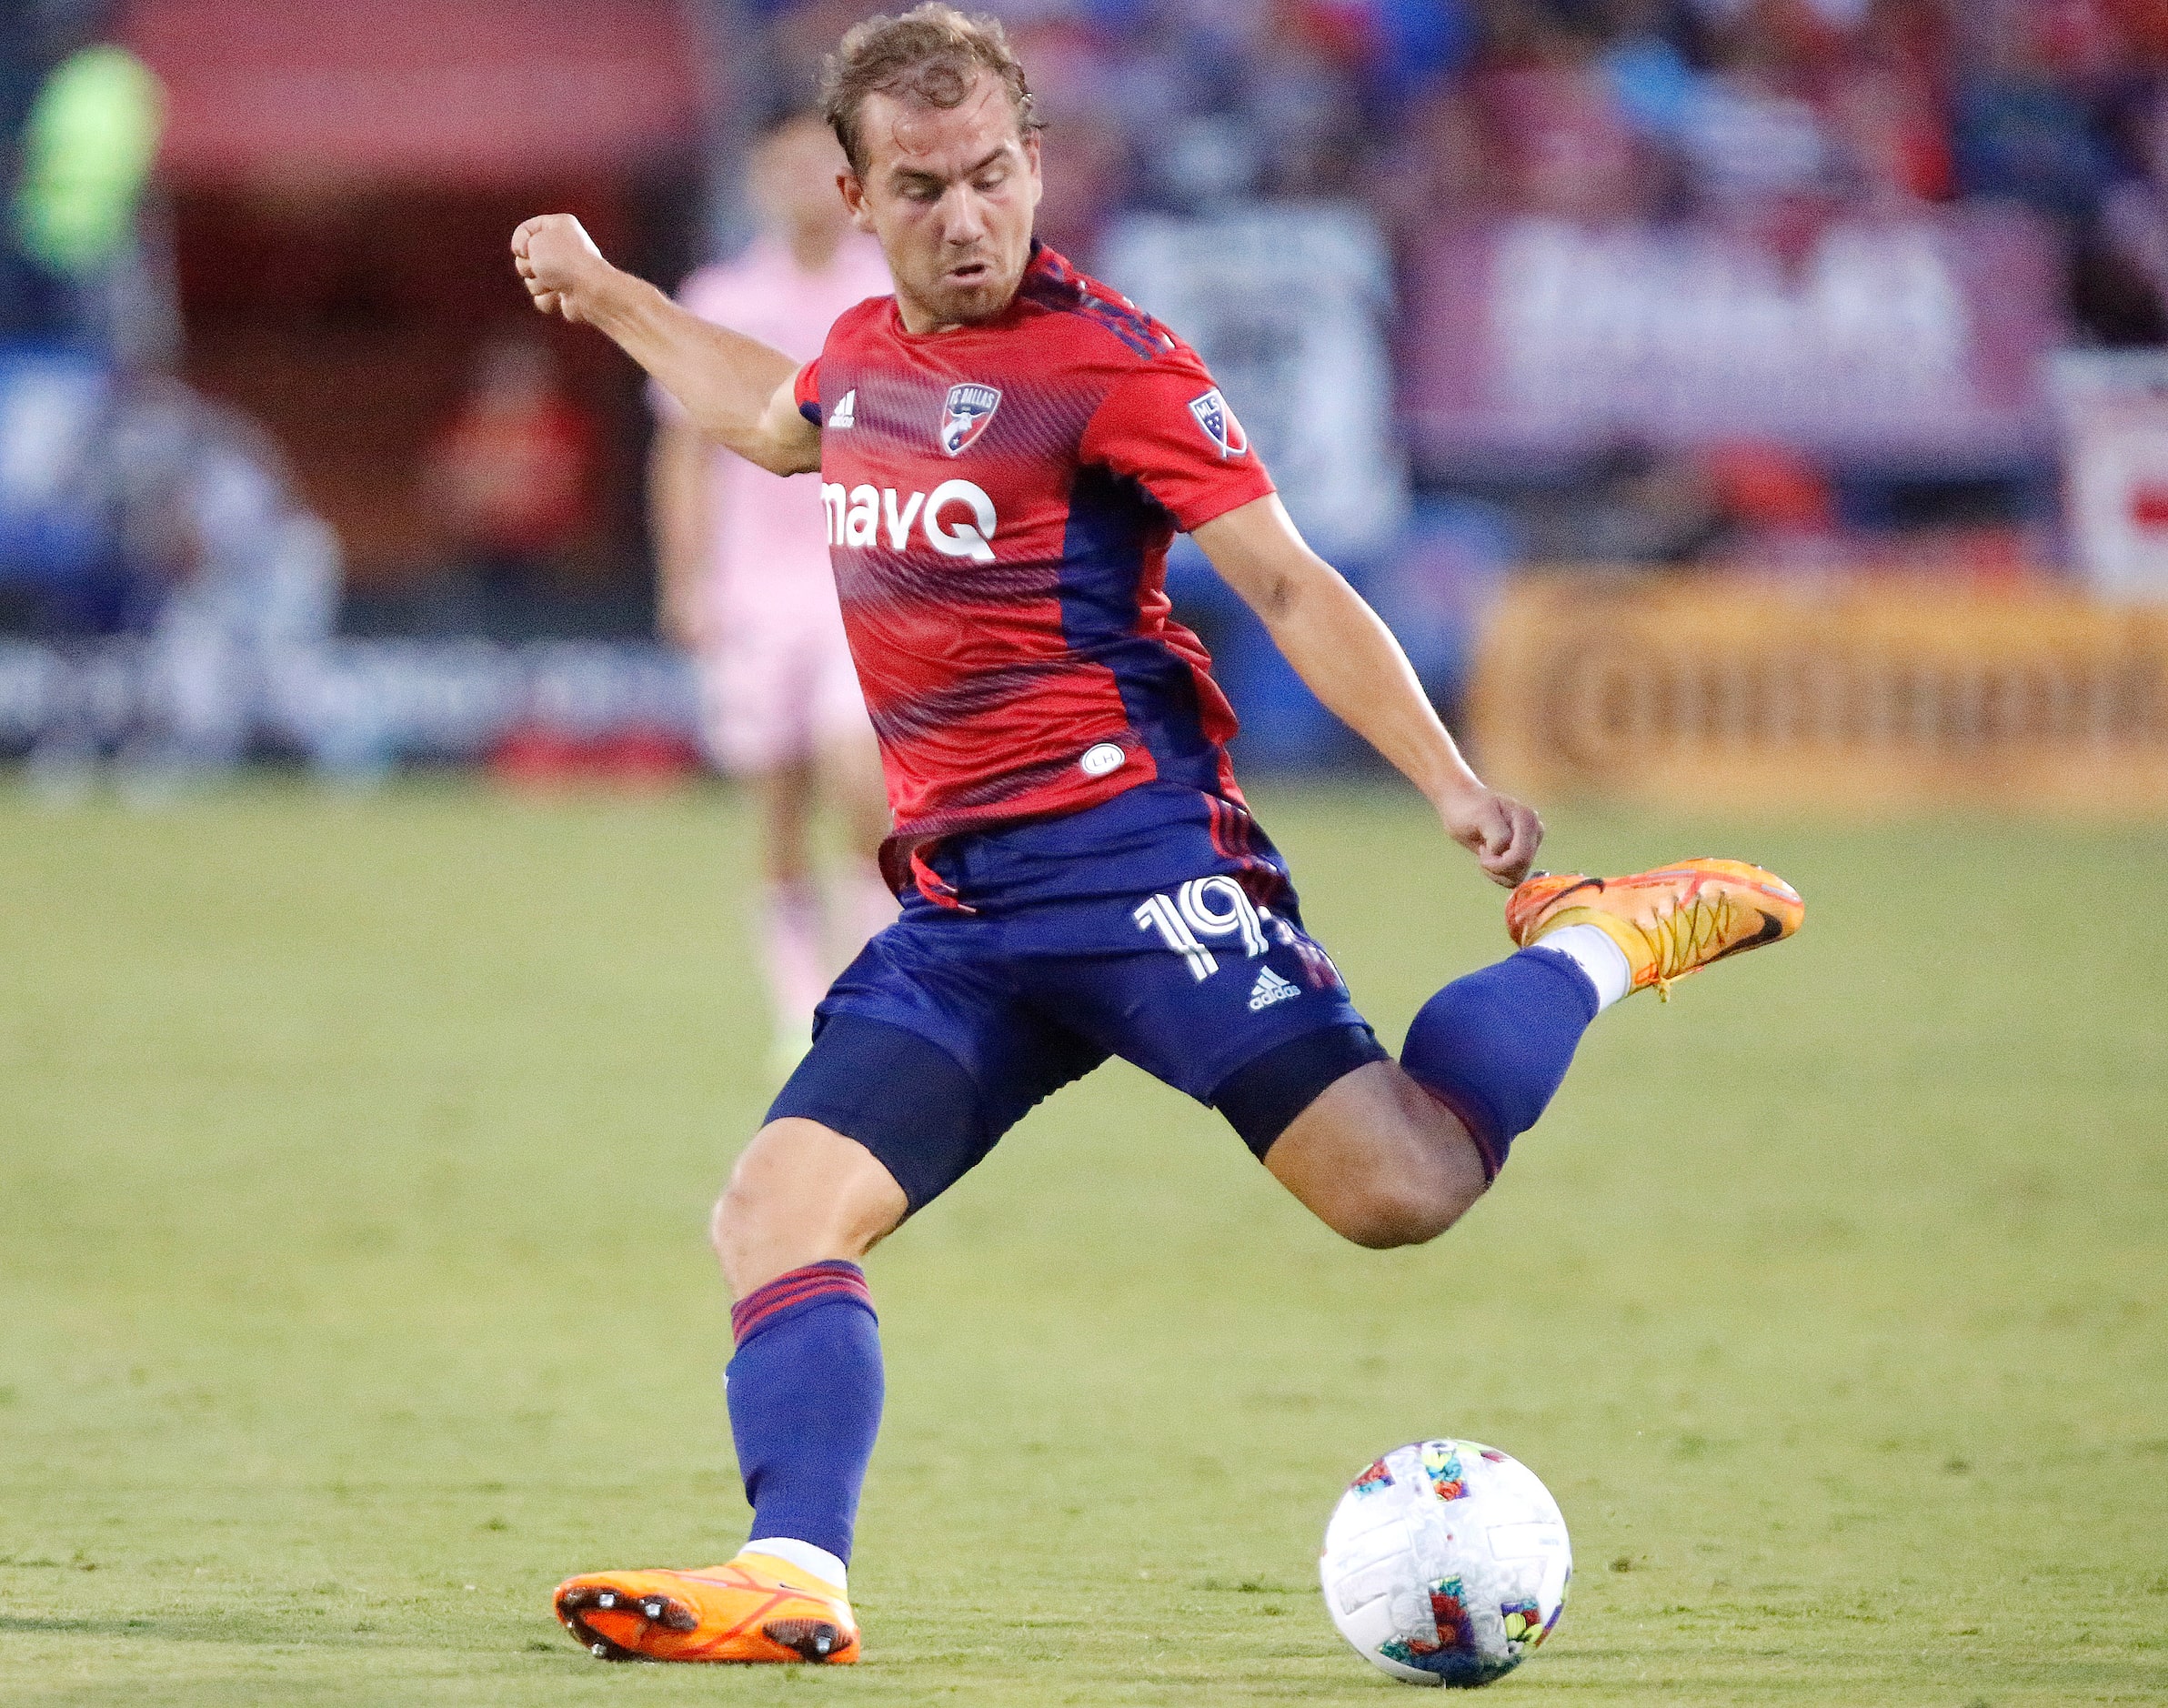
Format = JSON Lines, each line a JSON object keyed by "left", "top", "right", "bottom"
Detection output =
{"left": 769, "top": 783, "right": 1388, "bottom": 1211}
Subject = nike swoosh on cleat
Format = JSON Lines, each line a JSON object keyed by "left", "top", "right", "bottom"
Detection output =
{"left": 1707, "top": 909, "right": 1788, "bottom": 963}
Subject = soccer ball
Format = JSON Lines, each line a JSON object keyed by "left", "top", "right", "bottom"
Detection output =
{"left": 1320, "top": 1439, "right": 1571, "bottom": 1687}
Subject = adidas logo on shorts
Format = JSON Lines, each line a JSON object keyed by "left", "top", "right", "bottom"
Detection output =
{"left": 1248, "top": 967, "right": 1301, "bottom": 1012}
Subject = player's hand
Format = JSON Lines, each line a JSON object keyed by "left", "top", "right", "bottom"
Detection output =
{"left": 511, "top": 214, "right": 614, "bottom": 324}
{"left": 1440, "top": 784, "right": 1543, "bottom": 888}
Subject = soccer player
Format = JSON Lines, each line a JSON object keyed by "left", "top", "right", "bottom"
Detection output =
{"left": 513, "top": 5, "right": 1802, "bottom": 1666}
{"left": 650, "top": 115, "right": 898, "bottom": 1069}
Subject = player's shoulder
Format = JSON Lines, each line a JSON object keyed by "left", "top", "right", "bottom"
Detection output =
{"left": 1015, "top": 246, "right": 1196, "bottom": 376}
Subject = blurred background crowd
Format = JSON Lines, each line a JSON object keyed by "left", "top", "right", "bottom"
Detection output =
{"left": 5, "top": 0, "right": 2168, "bottom": 783}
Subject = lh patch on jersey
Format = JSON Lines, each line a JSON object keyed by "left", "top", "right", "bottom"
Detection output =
{"left": 1188, "top": 387, "right": 1250, "bottom": 458}
{"left": 939, "top": 383, "right": 1001, "bottom": 456}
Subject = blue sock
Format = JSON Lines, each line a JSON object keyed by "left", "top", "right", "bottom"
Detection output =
{"left": 725, "top": 1261, "right": 883, "bottom": 1567}
{"left": 1400, "top": 949, "right": 1599, "bottom": 1179}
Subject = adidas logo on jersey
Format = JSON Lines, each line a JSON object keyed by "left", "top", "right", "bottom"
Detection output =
{"left": 828, "top": 388, "right": 857, "bottom": 429}
{"left": 1248, "top": 967, "right": 1301, "bottom": 1012}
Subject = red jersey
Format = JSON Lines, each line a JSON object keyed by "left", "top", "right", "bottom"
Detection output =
{"left": 793, "top": 244, "right": 1274, "bottom": 898}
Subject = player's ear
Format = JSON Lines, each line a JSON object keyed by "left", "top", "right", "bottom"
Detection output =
{"left": 838, "top": 169, "right": 876, "bottom": 234}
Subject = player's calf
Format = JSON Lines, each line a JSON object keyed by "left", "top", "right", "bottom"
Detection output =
{"left": 550, "top": 1118, "right": 918, "bottom": 1669}
{"left": 1393, "top": 857, "right": 1802, "bottom": 1185}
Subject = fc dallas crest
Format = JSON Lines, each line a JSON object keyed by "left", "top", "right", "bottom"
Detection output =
{"left": 939, "top": 383, "right": 1001, "bottom": 456}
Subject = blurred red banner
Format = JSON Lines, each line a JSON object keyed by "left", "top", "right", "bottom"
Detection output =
{"left": 1402, "top": 210, "right": 2064, "bottom": 474}
{"left": 125, "top": 0, "right": 702, "bottom": 186}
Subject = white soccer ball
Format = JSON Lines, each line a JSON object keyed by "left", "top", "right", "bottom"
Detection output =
{"left": 1320, "top": 1439, "right": 1571, "bottom": 1687}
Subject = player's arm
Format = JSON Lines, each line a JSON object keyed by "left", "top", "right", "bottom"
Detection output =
{"left": 511, "top": 214, "right": 819, "bottom": 477}
{"left": 648, "top": 422, "right": 714, "bottom": 650}
{"left": 1192, "top": 494, "right": 1542, "bottom": 887}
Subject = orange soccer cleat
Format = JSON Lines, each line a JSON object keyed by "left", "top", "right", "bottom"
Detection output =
{"left": 1506, "top": 858, "right": 1803, "bottom": 1000}
{"left": 553, "top": 1551, "right": 859, "bottom": 1664}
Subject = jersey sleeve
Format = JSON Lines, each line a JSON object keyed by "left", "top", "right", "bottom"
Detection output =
{"left": 793, "top": 357, "right": 823, "bottom": 427}
{"left": 1078, "top": 344, "right": 1275, "bottom": 532}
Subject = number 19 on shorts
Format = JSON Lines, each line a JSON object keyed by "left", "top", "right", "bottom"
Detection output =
{"left": 1131, "top": 877, "right": 1270, "bottom": 981}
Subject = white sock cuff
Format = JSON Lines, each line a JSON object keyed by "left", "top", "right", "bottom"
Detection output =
{"left": 1530, "top": 922, "right": 1633, "bottom": 1012}
{"left": 742, "top": 1536, "right": 848, "bottom": 1595}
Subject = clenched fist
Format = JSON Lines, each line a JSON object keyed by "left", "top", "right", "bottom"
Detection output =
{"left": 511, "top": 214, "right": 617, "bottom": 324}
{"left": 1440, "top": 782, "right": 1544, "bottom": 888}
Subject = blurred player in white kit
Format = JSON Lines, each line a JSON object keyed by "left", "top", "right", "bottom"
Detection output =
{"left": 648, "top": 116, "right": 898, "bottom": 1068}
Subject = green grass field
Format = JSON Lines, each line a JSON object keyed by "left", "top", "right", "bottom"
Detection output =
{"left": 2, "top": 779, "right": 2164, "bottom": 1706}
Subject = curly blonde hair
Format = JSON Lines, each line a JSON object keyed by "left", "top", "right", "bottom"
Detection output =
{"left": 819, "top": 4, "right": 1039, "bottom": 177}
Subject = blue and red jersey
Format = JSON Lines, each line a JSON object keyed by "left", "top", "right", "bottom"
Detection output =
{"left": 792, "top": 243, "right": 1274, "bottom": 899}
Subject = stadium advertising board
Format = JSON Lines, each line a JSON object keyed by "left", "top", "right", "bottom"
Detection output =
{"left": 1470, "top": 575, "right": 2168, "bottom": 815}
{"left": 1402, "top": 211, "right": 2063, "bottom": 472}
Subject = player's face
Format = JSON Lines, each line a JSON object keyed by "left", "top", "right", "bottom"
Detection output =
{"left": 840, "top": 74, "right": 1041, "bottom": 333}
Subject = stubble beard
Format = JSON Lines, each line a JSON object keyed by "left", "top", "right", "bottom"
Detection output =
{"left": 910, "top": 249, "right": 1028, "bottom": 329}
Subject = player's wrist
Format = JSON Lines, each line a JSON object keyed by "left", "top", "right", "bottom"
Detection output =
{"left": 580, "top": 263, "right": 645, "bottom": 337}
{"left": 1420, "top": 764, "right": 1490, "bottom": 819}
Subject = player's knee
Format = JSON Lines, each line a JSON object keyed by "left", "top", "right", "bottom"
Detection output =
{"left": 707, "top": 1183, "right": 738, "bottom": 1261}
{"left": 711, "top": 1145, "right": 788, "bottom": 1260}
{"left": 1331, "top": 1178, "right": 1465, "bottom": 1250}
{"left": 710, "top": 1119, "right": 908, "bottom": 1292}
{"left": 1325, "top": 1141, "right": 1479, "bottom": 1247}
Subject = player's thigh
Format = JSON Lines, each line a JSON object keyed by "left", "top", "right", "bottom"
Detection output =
{"left": 714, "top": 1116, "right": 910, "bottom": 1296}
{"left": 1260, "top": 1060, "right": 1490, "bottom": 1249}
{"left": 750, "top": 757, "right": 818, "bottom": 874}
{"left": 768, "top": 919, "right": 1107, "bottom": 1221}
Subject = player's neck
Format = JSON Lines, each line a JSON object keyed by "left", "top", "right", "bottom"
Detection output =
{"left": 893, "top": 286, "right": 1021, "bottom": 337}
{"left": 896, "top": 295, "right": 958, "bottom": 336}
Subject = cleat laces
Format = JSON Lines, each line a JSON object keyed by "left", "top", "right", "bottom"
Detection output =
{"left": 1638, "top": 883, "right": 1735, "bottom": 1000}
